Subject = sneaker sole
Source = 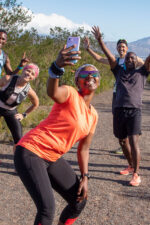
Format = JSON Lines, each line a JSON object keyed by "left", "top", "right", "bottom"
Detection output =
{"left": 120, "top": 170, "right": 133, "bottom": 176}
{"left": 130, "top": 180, "right": 141, "bottom": 187}
{"left": 120, "top": 172, "right": 130, "bottom": 176}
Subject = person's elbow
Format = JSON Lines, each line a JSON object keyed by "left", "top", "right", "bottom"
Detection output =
{"left": 5, "top": 68, "right": 13, "bottom": 75}
{"left": 47, "top": 88, "right": 54, "bottom": 99}
{"left": 46, "top": 86, "right": 57, "bottom": 101}
{"left": 34, "top": 98, "right": 39, "bottom": 109}
{"left": 36, "top": 99, "right": 39, "bottom": 108}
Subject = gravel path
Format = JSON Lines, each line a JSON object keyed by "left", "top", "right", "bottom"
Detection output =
{"left": 0, "top": 85, "right": 150, "bottom": 225}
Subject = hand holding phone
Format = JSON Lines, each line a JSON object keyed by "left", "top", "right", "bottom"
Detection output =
{"left": 66, "top": 36, "right": 80, "bottom": 64}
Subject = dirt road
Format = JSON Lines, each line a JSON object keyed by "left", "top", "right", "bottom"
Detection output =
{"left": 0, "top": 85, "right": 150, "bottom": 225}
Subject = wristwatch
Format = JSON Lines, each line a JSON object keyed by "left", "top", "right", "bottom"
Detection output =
{"left": 22, "top": 112, "right": 27, "bottom": 118}
{"left": 80, "top": 173, "right": 90, "bottom": 180}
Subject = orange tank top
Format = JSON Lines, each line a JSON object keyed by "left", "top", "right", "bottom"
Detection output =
{"left": 17, "top": 86, "right": 98, "bottom": 161}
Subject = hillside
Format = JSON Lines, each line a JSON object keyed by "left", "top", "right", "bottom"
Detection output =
{"left": 105, "top": 36, "right": 150, "bottom": 59}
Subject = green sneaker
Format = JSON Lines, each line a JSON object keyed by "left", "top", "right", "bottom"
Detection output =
{"left": 114, "top": 147, "right": 123, "bottom": 155}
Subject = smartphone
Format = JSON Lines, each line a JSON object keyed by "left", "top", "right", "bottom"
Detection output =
{"left": 66, "top": 36, "right": 80, "bottom": 63}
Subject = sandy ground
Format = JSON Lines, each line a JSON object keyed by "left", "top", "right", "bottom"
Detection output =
{"left": 0, "top": 85, "right": 150, "bottom": 225}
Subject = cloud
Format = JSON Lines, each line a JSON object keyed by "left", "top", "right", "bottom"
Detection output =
{"left": 25, "top": 12, "right": 91, "bottom": 35}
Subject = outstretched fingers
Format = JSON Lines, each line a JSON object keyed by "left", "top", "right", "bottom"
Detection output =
{"left": 83, "top": 36, "right": 90, "bottom": 49}
{"left": 22, "top": 51, "right": 26, "bottom": 59}
{"left": 56, "top": 45, "right": 81, "bottom": 67}
{"left": 21, "top": 52, "right": 30, "bottom": 65}
{"left": 92, "top": 26, "right": 102, "bottom": 40}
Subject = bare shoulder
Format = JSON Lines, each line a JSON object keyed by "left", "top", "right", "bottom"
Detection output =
{"left": 28, "top": 86, "right": 36, "bottom": 96}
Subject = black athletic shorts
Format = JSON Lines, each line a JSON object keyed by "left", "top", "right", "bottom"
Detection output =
{"left": 113, "top": 107, "right": 141, "bottom": 139}
{"left": 112, "top": 92, "right": 116, "bottom": 114}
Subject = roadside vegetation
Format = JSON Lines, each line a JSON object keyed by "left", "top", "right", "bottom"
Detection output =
{"left": 0, "top": 0, "right": 114, "bottom": 141}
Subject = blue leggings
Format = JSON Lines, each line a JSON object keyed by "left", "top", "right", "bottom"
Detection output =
{"left": 14, "top": 146, "right": 86, "bottom": 225}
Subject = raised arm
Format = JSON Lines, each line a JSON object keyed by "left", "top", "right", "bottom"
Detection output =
{"left": 92, "top": 26, "right": 117, "bottom": 69}
{"left": 4, "top": 52, "right": 29, "bottom": 75}
{"left": 137, "top": 56, "right": 144, "bottom": 68}
{"left": 144, "top": 55, "right": 150, "bottom": 72}
{"left": 84, "top": 36, "right": 109, "bottom": 65}
{"left": 47, "top": 45, "right": 81, "bottom": 104}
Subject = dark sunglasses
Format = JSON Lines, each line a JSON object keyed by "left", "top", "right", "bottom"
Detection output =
{"left": 78, "top": 71, "right": 100, "bottom": 78}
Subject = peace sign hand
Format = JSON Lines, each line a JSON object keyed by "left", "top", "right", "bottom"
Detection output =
{"left": 20, "top": 52, "right": 30, "bottom": 67}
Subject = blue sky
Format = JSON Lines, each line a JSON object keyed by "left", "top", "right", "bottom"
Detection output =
{"left": 21, "top": 0, "right": 150, "bottom": 42}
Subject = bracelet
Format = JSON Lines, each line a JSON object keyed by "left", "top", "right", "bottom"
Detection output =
{"left": 48, "top": 61, "right": 65, "bottom": 79}
{"left": 48, "top": 68, "right": 61, "bottom": 79}
{"left": 51, "top": 61, "right": 64, "bottom": 76}
{"left": 17, "top": 66, "right": 23, "bottom": 70}
{"left": 22, "top": 112, "right": 27, "bottom": 118}
{"left": 80, "top": 173, "right": 90, "bottom": 180}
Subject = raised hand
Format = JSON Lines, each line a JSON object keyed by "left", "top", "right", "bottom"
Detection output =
{"left": 92, "top": 26, "right": 102, "bottom": 41}
{"left": 55, "top": 45, "right": 81, "bottom": 68}
{"left": 83, "top": 36, "right": 90, "bottom": 50}
{"left": 20, "top": 52, "right": 30, "bottom": 67}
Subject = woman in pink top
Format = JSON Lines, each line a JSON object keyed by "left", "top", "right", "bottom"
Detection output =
{"left": 14, "top": 44, "right": 100, "bottom": 225}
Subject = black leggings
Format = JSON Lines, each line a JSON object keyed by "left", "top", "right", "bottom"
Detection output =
{"left": 0, "top": 107, "right": 22, "bottom": 144}
{"left": 14, "top": 146, "right": 86, "bottom": 225}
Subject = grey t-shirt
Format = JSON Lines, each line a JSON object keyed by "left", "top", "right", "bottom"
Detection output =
{"left": 111, "top": 65, "right": 149, "bottom": 109}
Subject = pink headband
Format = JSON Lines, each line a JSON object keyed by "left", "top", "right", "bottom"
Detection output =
{"left": 23, "top": 64, "right": 39, "bottom": 77}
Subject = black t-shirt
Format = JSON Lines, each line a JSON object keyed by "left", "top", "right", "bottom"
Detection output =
{"left": 111, "top": 65, "right": 149, "bottom": 109}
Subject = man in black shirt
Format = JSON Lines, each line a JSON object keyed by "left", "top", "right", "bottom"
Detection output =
{"left": 92, "top": 26, "right": 150, "bottom": 186}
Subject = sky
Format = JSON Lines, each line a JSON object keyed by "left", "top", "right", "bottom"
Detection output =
{"left": 20, "top": 0, "right": 150, "bottom": 42}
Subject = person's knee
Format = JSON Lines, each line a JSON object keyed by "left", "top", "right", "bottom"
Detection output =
{"left": 129, "top": 135, "right": 140, "bottom": 150}
{"left": 74, "top": 198, "right": 87, "bottom": 215}
{"left": 68, "top": 198, "right": 87, "bottom": 217}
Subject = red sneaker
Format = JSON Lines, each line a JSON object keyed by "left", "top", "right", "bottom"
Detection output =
{"left": 130, "top": 173, "right": 141, "bottom": 186}
{"left": 120, "top": 166, "right": 134, "bottom": 175}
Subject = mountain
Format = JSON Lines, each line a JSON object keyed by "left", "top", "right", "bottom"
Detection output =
{"left": 105, "top": 37, "right": 150, "bottom": 59}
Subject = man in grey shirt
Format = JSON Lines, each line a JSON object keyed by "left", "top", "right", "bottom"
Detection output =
{"left": 113, "top": 56, "right": 148, "bottom": 109}
{"left": 84, "top": 34, "right": 144, "bottom": 156}
{"left": 92, "top": 25, "right": 150, "bottom": 187}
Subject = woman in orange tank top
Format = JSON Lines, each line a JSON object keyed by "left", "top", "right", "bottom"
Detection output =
{"left": 14, "top": 44, "right": 100, "bottom": 225}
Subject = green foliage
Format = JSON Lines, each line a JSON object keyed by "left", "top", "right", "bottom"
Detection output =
{"left": 0, "top": 26, "right": 114, "bottom": 141}
{"left": 146, "top": 74, "right": 150, "bottom": 83}
{"left": 0, "top": 0, "right": 32, "bottom": 34}
{"left": 3, "top": 26, "right": 115, "bottom": 100}
{"left": 21, "top": 105, "right": 50, "bottom": 128}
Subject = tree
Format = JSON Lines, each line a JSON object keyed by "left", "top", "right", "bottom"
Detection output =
{"left": 49, "top": 26, "right": 103, "bottom": 53}
{"left": 0, "top": 0, "right": 32, "bottom": 34}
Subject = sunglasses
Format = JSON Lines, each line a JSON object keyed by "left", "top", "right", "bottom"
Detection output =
{"left": 78, "top": 71, "right": 100, "bottom": 78}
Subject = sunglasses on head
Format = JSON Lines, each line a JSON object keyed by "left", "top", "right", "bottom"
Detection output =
{"left": 78, "top": 71, "right": 100, "bottom": 78}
